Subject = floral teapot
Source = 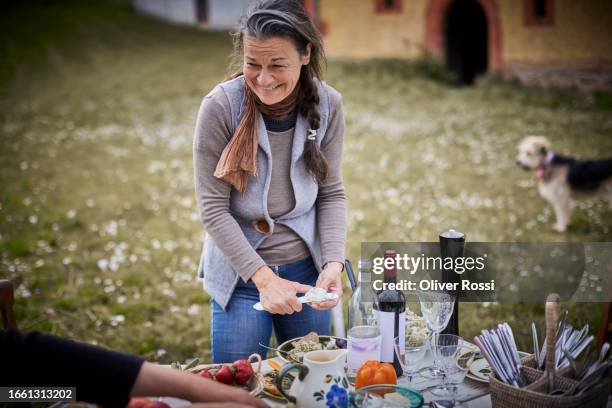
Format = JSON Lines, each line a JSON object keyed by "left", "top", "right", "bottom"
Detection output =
{"left": 276, "top": 349, "right": 349, "bottom": 407}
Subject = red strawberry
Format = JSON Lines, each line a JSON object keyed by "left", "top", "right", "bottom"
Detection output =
{"left": 215, "top": 364, "right": 235, "bottom": 385}
{"left": 127, "top": 397, "right": 151, "bottom": 408}
{"left": 198, "top": 369, "right": 213, "bottom": 380}
{"left": 142, "top": 402, "right": 170, "bottom": 408}
{"left": 232, "top": 359, "right": 254, "bottom": 385}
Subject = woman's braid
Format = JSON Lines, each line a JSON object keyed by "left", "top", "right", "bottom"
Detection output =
{"left": 300, "top": 68, "right": 328, "bottom": 183}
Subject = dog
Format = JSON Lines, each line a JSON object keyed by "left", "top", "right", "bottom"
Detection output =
{"left": 516, "top": 136, "right": 612, "bottom": 232}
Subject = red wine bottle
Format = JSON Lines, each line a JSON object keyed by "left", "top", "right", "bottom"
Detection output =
{"left": 376, "top": 249, "right": 405, "bottom": 377}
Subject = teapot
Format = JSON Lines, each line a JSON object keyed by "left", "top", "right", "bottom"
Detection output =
{"left": 276, "top": 349, "right": 349, "bottom": 407}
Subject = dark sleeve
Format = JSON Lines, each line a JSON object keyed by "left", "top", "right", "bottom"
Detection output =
{"left": 1, "top": 329, "right": 144, "bottom": 408}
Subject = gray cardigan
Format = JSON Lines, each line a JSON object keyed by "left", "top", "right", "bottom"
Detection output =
{"left": 193, "top": 75, "right": 346, "bottom": 309}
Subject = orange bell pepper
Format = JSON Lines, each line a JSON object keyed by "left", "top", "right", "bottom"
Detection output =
{"left": 354, "top": 360, "right": 397, "bottom": 389}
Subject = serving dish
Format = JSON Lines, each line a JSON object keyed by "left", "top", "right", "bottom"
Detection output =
{"left": 349, "top": 384, "right": 424, "bottom": 407}
{"left": 277, "top": 334, "right": 347, "bottom": 363}
{"left": 188, "top": 354, "right": 264, "bottom": 397}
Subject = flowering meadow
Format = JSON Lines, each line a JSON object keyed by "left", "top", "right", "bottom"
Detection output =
{"left": 1, "top": 2, "right": 611, "bottom": 362}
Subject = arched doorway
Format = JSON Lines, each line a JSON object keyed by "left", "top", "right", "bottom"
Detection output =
{"left": 425, "top": 0, "right": 503, "bottom": 80}
{"left": 445, "top": 0, "right": 488, "bottom": 84}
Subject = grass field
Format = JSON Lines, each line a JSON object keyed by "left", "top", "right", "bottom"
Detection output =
{"left": 1, "top": 2, "right": 611, "bottom": 363}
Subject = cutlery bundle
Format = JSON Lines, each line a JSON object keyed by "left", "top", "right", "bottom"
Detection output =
{"left": 474, "top": 323, "right": 524, "bottom": 387}
{"left": 532, "top": 310, "right": 595, "bottom": 371}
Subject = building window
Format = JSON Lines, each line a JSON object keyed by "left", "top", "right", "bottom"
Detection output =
{"left": 375, "top": 0, "right": 402, "bottom": 14}
{"left": 524, "top": 0, "right": 554, "bottom": 26}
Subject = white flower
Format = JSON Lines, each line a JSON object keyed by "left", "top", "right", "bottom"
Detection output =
{"left": 187, "top": 304, "right": 201, "bottom": 316}
{"left": 28, "top": 215, "right": 38, "bottom": 224}
{"left": 66, "top": 209, "right": 77, "bottom": 218}
{"left": 16, "top": 284, "right": 31, "bottom": 298}
{"left": 109, "top": 315, "right": 125, "bottom": 326}
{"left": 162, "top": 288, "right": 176, "bottom": 298}
{"left": 97, "top": 259, "right": 109, "bottom": 270}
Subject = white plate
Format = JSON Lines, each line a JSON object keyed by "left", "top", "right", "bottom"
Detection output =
{"left": 467, "top": 352, "right": 530, "bottom": 383}
{"left": 468, "top": 358, "right": 492, "bottom": 382}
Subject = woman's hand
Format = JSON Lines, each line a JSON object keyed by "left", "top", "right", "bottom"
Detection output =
{"left": 310, "top": 262, "right": 343, "bottom": 310}
{"left": 252, "top": 266, "right": 313, "bottom": 314}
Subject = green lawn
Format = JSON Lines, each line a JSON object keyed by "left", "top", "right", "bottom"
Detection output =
{"left": 1, "top": 2, "right": 611, "bottom": 363}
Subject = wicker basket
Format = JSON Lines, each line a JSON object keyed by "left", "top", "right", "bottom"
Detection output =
{"left": 487, "top": 294, "right": 611, "bottom": 408}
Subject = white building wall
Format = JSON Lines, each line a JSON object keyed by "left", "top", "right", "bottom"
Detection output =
{"left": 133, "top": 0, "right": 197, "bottom": 25}
{"left": 207, "top": 0, "right": 253, "bottom": 29}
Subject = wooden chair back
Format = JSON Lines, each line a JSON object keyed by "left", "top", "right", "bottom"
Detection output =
{"left": 0, "top": 279, "right": 17, "bottom": 329}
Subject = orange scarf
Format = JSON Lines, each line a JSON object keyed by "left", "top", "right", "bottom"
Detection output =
{"left": 214, "top": 80, "right": 301, "bottom": 193}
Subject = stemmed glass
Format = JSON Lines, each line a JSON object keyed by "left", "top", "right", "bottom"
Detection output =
{"left": 394, "top": 326, "right": 431, "bottom": 384}
{"left": 429, "top": 334, "right": 462, "bottom": 398}
{"left": 417, "top": 290, "right": 456, "bottom": 378}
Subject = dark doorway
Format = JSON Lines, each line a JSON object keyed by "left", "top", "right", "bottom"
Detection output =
{"left": 196, "top": 0, "right": 208, "bottom": 24}
{"left": 445, "top": 0, "right": 488, "bottom": 85}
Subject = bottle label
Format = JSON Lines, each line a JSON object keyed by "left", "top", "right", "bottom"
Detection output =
{"left": 378, "top": 310, "right": 405, "bottom": 362}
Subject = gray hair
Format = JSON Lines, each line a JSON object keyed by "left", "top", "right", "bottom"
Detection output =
{"left": 228, "top": 0, "right": 329, "bottom": 183}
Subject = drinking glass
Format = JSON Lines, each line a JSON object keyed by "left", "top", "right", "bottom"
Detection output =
{"left": 394, "top": 329, "right": 430, "bottom": 384}
{"left": 347, "top": 325, "right": 382, "bottom": 385}
{"left": 429, "top": 334, "right": 461, "bottom": 398}
{"left": 417, "top": 290, "right": 456, "bottom": 378}
{"left": 444, "top": 343, "right": 478, "bottom": 407}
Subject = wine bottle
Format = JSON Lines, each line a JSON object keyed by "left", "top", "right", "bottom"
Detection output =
{"left": 348, "top": 259, "right": 378, "bottom": 328}
{"left": 347, "top": 259, "right": 380, "bottom": 384}
{"left": 376, "top": 249, "right": 405, "bottom": 377}
{"left": 439, "top": 229, "right": 465, "bottom": 336}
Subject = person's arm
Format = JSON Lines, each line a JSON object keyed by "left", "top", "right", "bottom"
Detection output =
{"left": 130, "top": 362, "right": 267, "bottom": 407}
{"left": 311, "top": 87, "right": 347, "bottom": 310}
{"left": 193, "top": 88, "right": 266, "bottom": 283}
{"left": 1, "top": 329, "right": 143, "bottom": 407}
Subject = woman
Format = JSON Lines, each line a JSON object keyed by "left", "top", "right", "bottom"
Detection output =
{"left": 194, "top": 0, "right": 346, "bottom": 363}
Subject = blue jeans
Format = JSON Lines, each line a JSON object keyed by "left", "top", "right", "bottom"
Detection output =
{"left": 211, "top": 256, "right": 332, "bottom": 363}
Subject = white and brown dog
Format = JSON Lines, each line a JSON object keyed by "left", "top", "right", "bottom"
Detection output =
{"left": 516, "top": 136, "right": 612, "bottom": 232}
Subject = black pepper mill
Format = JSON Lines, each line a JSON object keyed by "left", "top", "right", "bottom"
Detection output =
{"left": 439, "top": 229, "right": 465, "bottom": 336}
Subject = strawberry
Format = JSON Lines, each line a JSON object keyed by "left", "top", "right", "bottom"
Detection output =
{"left": 232, "top": 359, "right": 254, "bottom": 385}
{"left": 142, "top": 402, "right": 170, "bottom": 408}
{"left": 127, "top": 397, "right": 151, "bottom": 408}
{"left": 215, "top": 364, "right": 235, "bottom": 385}
{"left": 198, "top": 369, "right": 213, "bottom": 380}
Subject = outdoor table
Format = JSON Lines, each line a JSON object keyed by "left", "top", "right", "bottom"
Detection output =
{"left": 257, "top": 355, "right": 492, "bottom": 407}
{"left": 161, "top": 354, "right": 494, "bottom": 407}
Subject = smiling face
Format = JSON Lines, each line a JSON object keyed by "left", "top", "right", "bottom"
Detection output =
{"left": 243, "top": 36, "right": 310, "bottom": 105}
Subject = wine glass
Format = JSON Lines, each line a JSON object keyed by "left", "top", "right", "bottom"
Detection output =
{"left": 429, "top": 334, "right": 462, "bottom": 398}
{"left": 417, "top": 290, "right": 456, "bottom": 378}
